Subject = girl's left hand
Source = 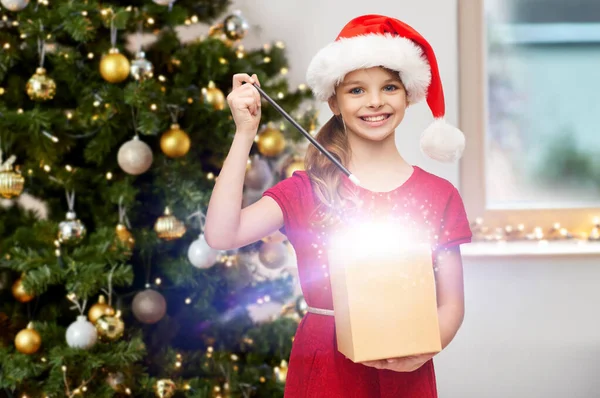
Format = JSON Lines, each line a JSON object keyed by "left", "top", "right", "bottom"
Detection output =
{"left": 361, "top": 352, "right": 436, "bottom": 372}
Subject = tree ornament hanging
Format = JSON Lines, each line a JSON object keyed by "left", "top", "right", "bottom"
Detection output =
{"left": 258, "top": 241, "right": 288, "bottom": 269}
{"left": 132, "top": 288, "right": 167, "bottom": 324}
{"left": 57, "top": 190, "right": 86, "bottom": 245}
{"left": 244, "top": 154, "right": 271, "bottom": 190}
{"left": 26, "top": 38, "right": 55, "bottom": 101}
{"left": 201, "top": 81, "right": 226, "bottom": 110}
{"left": 130, "top": 51, "right": 153, "bottom": 81}
{"left": 95, "top": 310, "right": 125, "bottom": 341}
{"left": 284, "top": 156, "right": 305, "bottom": 179}
{"left": 154, "top": 207, "right": 186, "bottom": 240}
{"left": 88, "top": 295, "right": 115, "bottom": 324}
{"left": 66, "top": 315, "right": 97, "bottom": 349}
{"left": 160, "top": 124, "right": 190, "bottom": 158}
{"left": 113, "top": 196, "right": 135, "bottom": 253}
{"left": 257, "top": 125, "right": 286, "bottom": 157}
{"left": 1, "top": 0, "right": 29, "bottom": 12}
{"left": 11, "top": 275, "right": 34, "bottom": 303}
{"left": 223, "top": 10, "right": 249, "bottom": 41}
{"left": 187, "top": 210, "right": 219, "bottom": 269}
{"left": 152, "top": 0, "right": 176, "bottom": 7}
{"left": 117, "top": 135, "right": 153, "bottom": 175}
{"left": 14, "top": 322, "right": 41, "bottom": 354}
{"left": 100, "top": 17, "right": 129, "bottom": 83}
{"left": 154, "top": 379, "right": 176, "bottom": 398}
{"left": 0, "top": 152, "right": 24, "bottom": 199}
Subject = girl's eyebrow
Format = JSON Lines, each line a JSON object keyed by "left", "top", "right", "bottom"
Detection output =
{"left": 340, "top": 78, "right": 400, "bottom": 86}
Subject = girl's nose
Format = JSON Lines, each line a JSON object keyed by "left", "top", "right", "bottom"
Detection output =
{"left": 367, "top": 92, "right": 383, "bottom": 108}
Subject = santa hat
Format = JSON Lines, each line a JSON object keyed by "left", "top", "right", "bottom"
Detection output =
{"left": 306, "top": 14, "right": 465, "bottom": 162}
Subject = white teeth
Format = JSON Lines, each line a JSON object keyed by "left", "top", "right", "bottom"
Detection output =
{"left": 362, "top": 115, "right": 387, "bottom": 122}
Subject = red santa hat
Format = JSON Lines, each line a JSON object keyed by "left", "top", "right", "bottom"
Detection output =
{"left": 306, "top": 14, "right": 465, "bottom": 162}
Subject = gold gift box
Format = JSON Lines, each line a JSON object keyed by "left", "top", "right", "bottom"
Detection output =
{"left": 328, "top": 222, "right": 441, "bottom": 363}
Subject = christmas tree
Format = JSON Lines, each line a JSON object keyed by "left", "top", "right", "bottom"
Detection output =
{"left": 0, "top": 1, "right": 315, "bottom": 396}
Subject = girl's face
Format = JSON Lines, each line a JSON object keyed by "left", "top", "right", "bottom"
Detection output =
{"left": 328, "top": 67, "right": 408, "bottom": 143}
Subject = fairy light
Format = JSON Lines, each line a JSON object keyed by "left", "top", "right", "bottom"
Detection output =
{"left": 219, "top": 57, "right": 227, "bottom": 64}
{"left": 155, "top": 277, "right": 162, "bottom": 285}
{"left": 3, "top": 43, "right": 10, "bottom": 49}
{"left": 125, "top": 388, "right": 131, "bottom": 395}
{"left": 187, "top": 97, "right": 193, "bottom": 104}
{"left": 82, "top": 386, "right": 88, "bottom": 392}
{"left": 191, "top": 15, "right": 198, "bottom": 23}
{"left": 147, "top": 17, "right": 155, "bottom": 25}
{"left": 184, "top": 18, "right": 191, "bottom": 25}
{"left": 87, "top": 52, "right": 94, "bottom": 59}
{"left": 259, "top": 377, "right": 266, "bottom": 383}
{"left": 158, "top": 75, "right": 166, "bottom": 82}
{"left": 277, "top": 92, "right": 285, "bottom": 99}
{"left": 66, "top": 111, "right": 73, "bottom": 119}
{"left": 81, "top": 11, "right": 88, "bottom": 16}
{"left": 175, "top": 361, "right": 182, "bottom": 367}
{"left": 62, "top": 366, "right": 67, "bottom": 372}
{"left": 280, "top": 67, "right": 288, "bottom": 75}
{"left": 207, "top": 172, "right": 215, "bottom": 180}
{"left": 150, "top": 104, "right": 157, "bottom": 111}
{"left": 0, "top": 88, "right": 4, "bottom": 95}
{"left": 185, "top": 298, "right": 191, "bottom": 304}
{"left": 28, "top": 169, "right": 33, "bottom": 175}
{"left": 298, "top": 83, "right": 307, "bottom": 91}
{"left": 20, "top": 33, "right": 26, "bottom": 39}
{"left": 106, "top": 172, "right": 113, "bottom": 180}
{"left": 41, "top": 357, "right": 47, "bottom": 362}
{"left": 17, "top": 108, "right": 23, "bottom": 113}
{"left": 12, "top": 21, "right": 18, "bottom": 26}
{"left": 275, "top": 41, "right": 285, "bottom": 49}
{"left": 65, "top": 165, "right": 73, "bottom": 172}
{"left": 184, "top": 384, "right": 191, "bottom": 390}
{"left": 93, "top": 100, "right": 100, "bottom": 107}
{"left": 43, "top": 165, "right": 51, "bottom": 172}
{"left": 263, "top": 56, "right": 271, "bottom": 63}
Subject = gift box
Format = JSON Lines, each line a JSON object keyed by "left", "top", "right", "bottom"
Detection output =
{"left": 328, "top": 222, "right": 441, "bottom": 363}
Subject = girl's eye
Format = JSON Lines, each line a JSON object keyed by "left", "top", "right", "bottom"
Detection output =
{"left": 349, "top": 87, "right": 363, "bottom": 95}
{"left": 384, "top": 85, "right": 398, "bottom": 91}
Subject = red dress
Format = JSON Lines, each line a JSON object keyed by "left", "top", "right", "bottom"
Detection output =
{"left": 262, "top": 166, "right": 472, "bottom": 398}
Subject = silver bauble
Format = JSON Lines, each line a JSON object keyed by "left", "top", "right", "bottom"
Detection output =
{"left": 58, "top": 211, "right": 86, "bottom": 245}
{"left": 187, "top": 234, "right": 219, "bottom": 269}
{"left": 1, "top": 0, "right": 29, "bottom": 11}
{"left": 258, "top": 242, "right": 288, "bottom": 269}
{"left": 152, "top": 0, "right": 175, "bottom": 5}
{"left": 223, "top": 11, "right": 249, "bottom": 41}
{"left": 117, "top": 136, "right": 153, "bottom": 175}
{"left": 131, "top": 289, "right": 166, "bottom": 324}
{"left": 130, "top": 51, "right": 154, "bottom": 81}
{"left": 244, "top": 156, "right": 271, "bottom": 190}
{"left": 65, "top": 315, "right": 97, "bottom": 349}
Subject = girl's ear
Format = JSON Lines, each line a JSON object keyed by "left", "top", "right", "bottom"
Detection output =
{"left": 328, "top": 95, "right": 340, "bottom": 116}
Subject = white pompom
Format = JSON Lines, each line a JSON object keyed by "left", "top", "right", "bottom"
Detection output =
{"left": 419, "top": 119, "right": 466, "bottom": 163}
{"left": 66, "top": 315, "right": 97, "bottom": 349}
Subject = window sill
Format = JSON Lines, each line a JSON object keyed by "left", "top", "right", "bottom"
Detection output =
{"left": 461, "top": 240, "right": 600, "bottom": 258}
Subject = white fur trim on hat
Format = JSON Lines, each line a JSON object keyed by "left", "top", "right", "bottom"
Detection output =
{"left": 306, "top": 33, "right": 431, "bottom": 103}
{"left": 420, "top": 118, "right": 466, "bottom": 162}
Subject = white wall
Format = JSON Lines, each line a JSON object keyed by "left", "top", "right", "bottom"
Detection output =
{"left": 180, "top": 1, "right": 600, "bottom": 396}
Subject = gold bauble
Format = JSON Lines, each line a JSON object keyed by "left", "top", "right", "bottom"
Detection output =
{"left": 115, "top": 223, "right": 135, "bottom": 251}
{"left": 154, "top": 207, "right": 186, "bottom": 240}
{"left": 154, "top": 379, "right": 176, "bottom": 398}
{"left": 100, "top": 48, "right": 130, "bottom": 83}
{"left": 201, "top": 81, "right": 226, "bottom": 110}
{"left": 12, "top": 277, "right": 34, "bottom": 303}
{"left": 26, "top": 67, "right": 56, "bottom": 101}
{"left": 14, "top": 322, "right": 41, "bottom": 355}
{"left": 160, "top": 124, "right": 191, "bottom": 158}
{"left": 257, "top": 127, "right": 286, "bottom": 157}
{"left": 95, "top": 312, "right": 125, "bottom": 341}
{"left": 284, "top": 158, "right": 304, "bottom": 178}
{"left": 88, "top": 295, "right": 115, "bottom": 324}
{"left": 274, "top": 359, "right": 288, "bottom": 383}
{"left": 0, "top": 165, "right": 24, "bottom": 198}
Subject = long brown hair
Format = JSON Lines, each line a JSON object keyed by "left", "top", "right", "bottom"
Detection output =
{"left": 304, "top": 115, "right": 360, "bottom": 227}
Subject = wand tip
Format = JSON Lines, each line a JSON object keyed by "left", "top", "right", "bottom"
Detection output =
{"left": 348, "top": 174, "right": 360, "bottom": 187}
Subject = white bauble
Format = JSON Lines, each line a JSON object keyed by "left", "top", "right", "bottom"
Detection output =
{"left": 1, "top": 0, "right": 30, "bottom": 11}
{"left": 117, "top": 136, "right": 153, "bottom": 175}
{"left": 66, "top": 315, "right": 97, "bottom": 349}
{"left": 188, "top": 234, "right": 219, "bottom": 269}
